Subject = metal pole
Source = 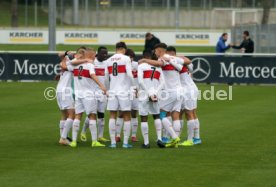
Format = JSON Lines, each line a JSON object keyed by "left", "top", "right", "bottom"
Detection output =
{"left": 231, "top": 0, "right": 234, "bottom": 8}
{"left": 252, "top": 0, "right": 255, "bottom": 8}
{"left": 85, "top": 0, "right": 89, "bottom": 27}
{"left": 34, "top": 0, "right": 37, "bottom": 26}
{"left": 73, "top": 0, "right": 79, "bottom": 25}
{"left": 209, "top": 0, "right": 212, "bottom": 9}
{"left": 96, "top": 0, "right": 100, "bottom": 26}
{"left": 48, "top": 0, "right": 56, "bottom": 51}
{"left": 131, "top": 0, "right": 135, "bottom": 27}
{"left": 25, "top": 0, "right": 28, "bottom": 27}
{"left": 203, "top": 0, "right": 206, "bottom": 28}
{"left": 60, "top": 0, "right": 64, "bottom": 27}
{"left": 175, "top": 0, "right": 179, "bottom": 30}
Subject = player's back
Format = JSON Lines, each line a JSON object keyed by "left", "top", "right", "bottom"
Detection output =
{"left": 138, "top": 63, "right": 162, "bottom": 90}
{"left": 56, "top": 70, "right": 73, "bottom": 93}
{"left": 94, "top": 58, "right": 108, "bottom": 88}
{"left": 106, "top": 53, "right": 132, "bottom": 93}
{"left": 161, "top": 55, "right": 182, "bottom": 91}
{"left": 73, "top": 63, "right": 97, "bottom": 97}
{"left": 132, "top": 61, "right": 139, "bottom": 86}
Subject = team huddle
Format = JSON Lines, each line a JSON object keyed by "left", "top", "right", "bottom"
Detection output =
{"left": 56, "top": 41, "right": 202, "bottom": 148}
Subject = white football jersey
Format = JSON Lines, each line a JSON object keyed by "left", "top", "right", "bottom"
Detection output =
{"left": 132, "top": 61, "right": 139, "bottom": 87}
{"left": 94, "top": 58, "right": 109, "bottom": 89}
{"left": 106, "top": 53, "right": 134, "bottom": 93}
{"left": 57, "top": 58, "right": 74, "bottom": 93}
{"left": 71, "top": 63, "right": 98, "bottom": 98}
{"left": 138, "top": 63, "right": 164, "bottom": 95}
{"left": 56, "top": 70, "right": 73, "bottom": 93}
{"left": 160, "top": 55, "right": 183, "bottom": 91}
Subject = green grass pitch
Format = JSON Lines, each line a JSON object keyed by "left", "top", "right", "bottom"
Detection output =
{"left": 0, "top": 82, "right": 275, "bottom": 186}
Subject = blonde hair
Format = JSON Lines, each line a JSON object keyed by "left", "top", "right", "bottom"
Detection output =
{"left": 86, "top": 47, "right": 96, "bottom": 53}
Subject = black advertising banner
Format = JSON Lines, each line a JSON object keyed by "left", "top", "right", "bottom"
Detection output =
{"left": 187, "top": 56, "right": 276, "bottom": 84}
{"left": 0, "top": 53, "right": 60, "bottom": 81}
{"left": 0, "top": 52, "right": 275, "bottom": 84}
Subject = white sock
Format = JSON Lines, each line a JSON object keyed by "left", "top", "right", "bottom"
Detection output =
{"left": 89, "top": 120, "right": 97, "bottom": 142}
{"left": 162, "top": 117, "right": 178, "bottom": 139}
{"left": 81, "top": 117, "right": 89, "bottom": 134}
{"left": 72, "top": 119, "right": 80, "bottom": 141}
{"left": 59, "top": 120, "right": 66, "bottom": 137}
{"left": 131, "top": 118, "right": 138, "bottom": 137}
{"left": 187, "top": 120, "right": 195, "bottom": 141}
{"left": 154, "top": 119, "right": 162, "bottom": 141}
{"left": 194, "top": 118, "right": 200, "bottom": 139}
{"left": 141, "top": 122, "right": 149, "bottom": 145}
{"left": 97, "top": 118, "right": 104, "bottom": 138}
{"left": 123, "top": 121, "right": 131, "bottom": 145}
{"left": 115, "top": 118, "right": 124, "bottom": 137}
{"left": 180, "top": 120, "right": 184, "bottom": 136}
{"left": 109, "top": 119, "right": 116, "bottom": 144}
{"left": 61, "top": 118, "right": 73, "bottom": 139}
{"left": 162, "top": 127, "right": 168, "bottom": 138}
{"left": 173, "top": 120, "right": 181, "bottom": 137}
{"left": 168, "top": 116, "right": 172, "bottom": 123}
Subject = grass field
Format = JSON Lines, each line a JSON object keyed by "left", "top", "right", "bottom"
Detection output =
{"left": 0, "top": 44, "right": 214, "bottom": 53}
{"left": 0, "top": 82, "right": 275, "bottom": 186}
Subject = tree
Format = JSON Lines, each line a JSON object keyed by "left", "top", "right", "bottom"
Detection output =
{"left": 11, "top": 0, "right": 18, "bottom": 27}
{"left": 261, "top": 0, "right": 273, "bottom": 25}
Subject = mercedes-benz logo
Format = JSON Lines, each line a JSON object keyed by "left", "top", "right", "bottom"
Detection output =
{"left": 191, "top": 57, "right": 211, "bottom": 81}
{"left": 0, "top": 57, "right": 5, "bottom": 77}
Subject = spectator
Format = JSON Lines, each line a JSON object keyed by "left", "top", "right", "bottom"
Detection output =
{"left": 232, "top": 31, "right": 254, "bottom": 53}
{"left": 216, "top": 33, "right": 232, "bottom": 53}
{"left": 144, "top": 32, "right": 160, "bottom": 51}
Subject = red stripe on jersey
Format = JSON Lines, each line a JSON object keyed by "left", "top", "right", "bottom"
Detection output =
{"left": 180, "top": 66, "right": 188, "bottom": 74}
{"left": 73, "top": 69, "right": 91, "bottom": 78}
{"left": 162, "top": 64, "right": 176, "bottom": 71}
{"left": 95, "top": 68, "right": 105, "bottom": 76}
{"left": 143, "top": 70, "right": 161, "bottom": 80}
{"left": 132, "top": 71, "right": 138, "bottom": 78}
{"left": 108, "top": 65, "right": 126, "bottom": 74}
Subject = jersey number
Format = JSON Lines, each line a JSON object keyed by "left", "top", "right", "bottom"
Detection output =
{"left": 113, "top": 62, "right": 118, "bottom": 76}
{"left": 78, "top": 66, "right": 83, "bottom": 79}
{"left": 150, "top": 67, "right": 156, "bottom": 80}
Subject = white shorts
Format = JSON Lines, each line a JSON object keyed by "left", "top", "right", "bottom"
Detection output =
{"left": 159, "top": 90, "right": 183, "bottom": 112}
{"left": 97, "top": 100, "right": 107, "bottom": 113}
{"left": 56, "top": 92, "right": 74, "bottom": 110}
{"left": 138, "top": 99, "right": 160, "bottom": 116}
{"left": 181, "top": 85, "right": 199, "bottom": 111}
{"left": 75, "top": 97, "right": 97, "bottom": 115}
{"left": 131, "top": 97, "right": 139, "bottom": 111}
{"left": 107, "top": 95, "right": 131, "bottom": 111}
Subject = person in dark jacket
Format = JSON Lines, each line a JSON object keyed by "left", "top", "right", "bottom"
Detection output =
{"left": 232, "top": 31, "right": 254, "bottom": 53}
{"left": 216, "top": 33, "right": 232, "bottom": 53}
{"left": 144, "top": 32, "right": 161, "bottom": 51}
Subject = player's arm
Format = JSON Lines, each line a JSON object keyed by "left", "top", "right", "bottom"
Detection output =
{"left": 60, "top": 56, "right": 68, "bottom": 70}
{"left": 179, "top": 56, "right": 193, "bottom": 72}
{"left": 137, "top": 65, "right": 147, "bottom": 91}
{"left": 138, "top": 58, "right": 164, "bottom": 67}
{"left": 156, "top": 70, "right": 165, "bottom": 93}
{"left": 126, "top": 58, "right": 136, "bottom": 86}
{"left": 89, "top": 64, "right": 107, "bottom": 94}
{"left": 162, "top": 56, "right": 183, "bottom": 71}
{"left": 69, "top": 59, "right": 91, "bottom": 65}
{"left": 104, "top": 65, "right": 110, "bottom": 90}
